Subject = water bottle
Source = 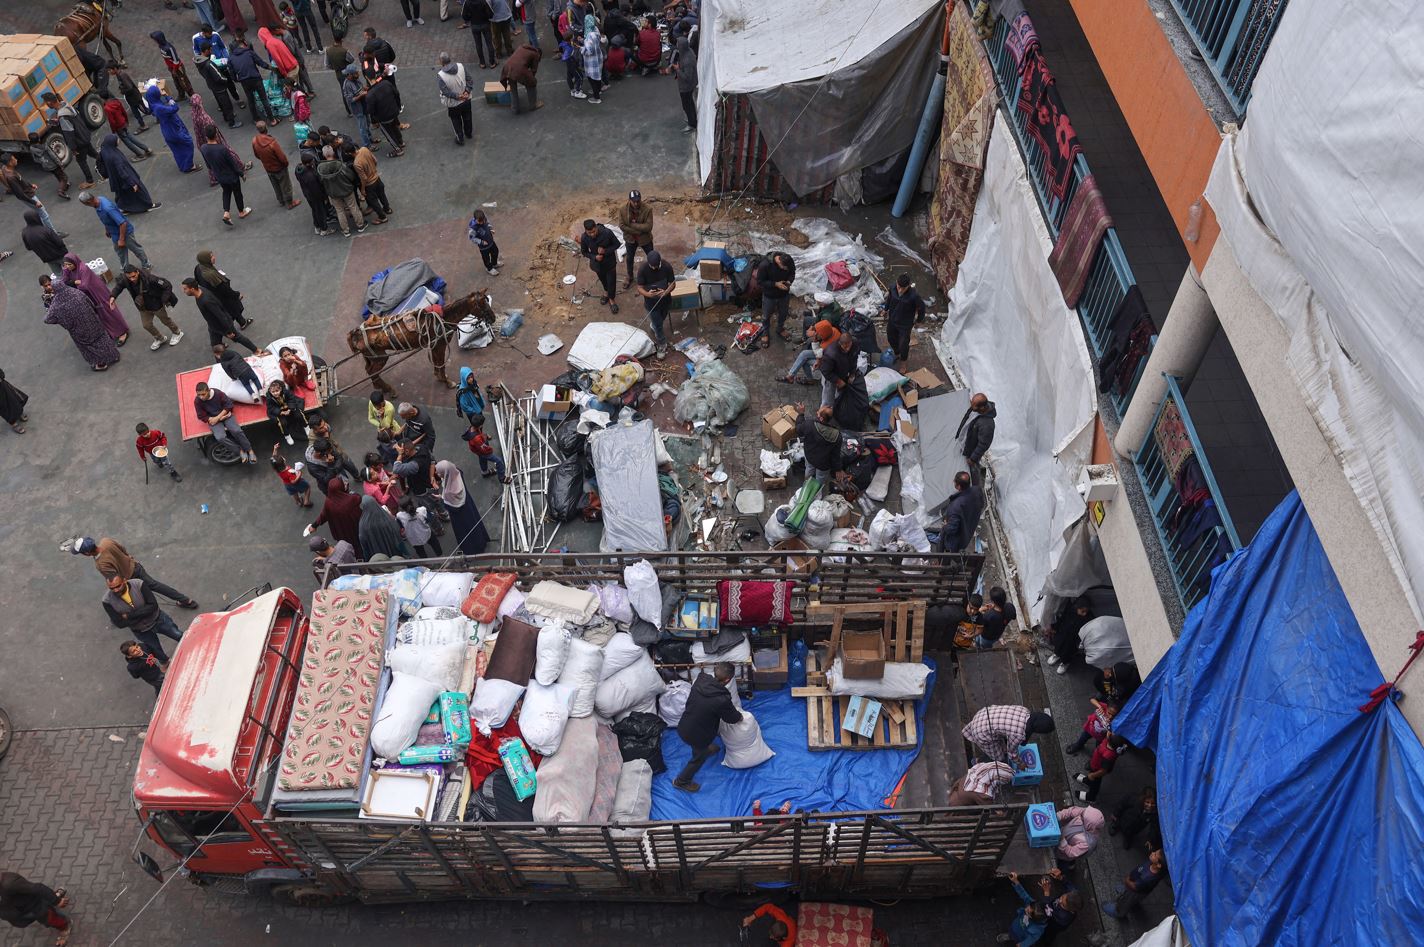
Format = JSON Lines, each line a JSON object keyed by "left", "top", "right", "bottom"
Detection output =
{"left": 788, "top": 638, "right": 808, "bottom": 688}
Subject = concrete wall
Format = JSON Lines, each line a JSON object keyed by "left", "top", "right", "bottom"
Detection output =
{"left": 1202, "top": 236, "right": 1424, "bottom": 738}
{"left": 1066, "top": 0, "right": 1221, "bottom": 272}
{"left": 1093, "top": 480, "right": 1178, "bottom": 673}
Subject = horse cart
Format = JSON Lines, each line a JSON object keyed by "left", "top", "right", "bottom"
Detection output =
{"left": 0, "top": 32, "right": 105, "bottom": 166}
{"left": 175, "top": 350, "right": 334, "bottom": 465}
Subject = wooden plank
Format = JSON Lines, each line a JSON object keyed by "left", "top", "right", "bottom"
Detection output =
{"left": 958, "top": 648, "right": 1022, "bottom": 722}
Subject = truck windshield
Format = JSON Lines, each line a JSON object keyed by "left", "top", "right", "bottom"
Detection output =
{"left": 152, "top": 809, "right": 251, "bottom": 856}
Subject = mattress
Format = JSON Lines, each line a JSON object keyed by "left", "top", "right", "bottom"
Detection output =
{"left": 272, "top": 589, "right": 397, "bottom": 809}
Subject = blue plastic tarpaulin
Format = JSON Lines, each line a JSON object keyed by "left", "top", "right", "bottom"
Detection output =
{"left": 1114, "top": 492, "right": 1424, "bottom": 946}
{"left": 650, "top": 659, "right": 935, "bottom": 820}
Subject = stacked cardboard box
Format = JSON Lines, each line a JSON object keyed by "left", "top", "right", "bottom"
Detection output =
{"left": 0, "top": 34, "right": 86, "bottom": 141}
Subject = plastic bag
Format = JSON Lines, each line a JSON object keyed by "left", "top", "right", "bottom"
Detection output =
{"left": 599, "top": 632, "right": 648, "bottom": 681}
{"left": 518, "top": 680, "right": 577, "bottom": 755}
{"left": 555, "top": 418, "right": 588, "bottom": 457}
{"left": 720, "top": 711, "right": 775, "bottom": 769}
{"left": 547, "top": 456, "right": 585, "bottom": 522}
{"left": 825, "top": 260, "right": 855, "bottom": 290}
{"left": 611, "top": 711, "right": 668, "bottom": 775}
{"left": 534, "top": 621, "right": 572, "bottom": 685}
{"left": 833, "top": 373, "right": 870, "bottom": 431}
{"left": 673, "top": 359, "right": 750, "bottom": 427}
{"left": 801, "top": 500, "right": 835, "bottom": 549}
{"left": 458, "top": 315, "right": 493, "bottom": 349}
{"left": 590, "top": 361, "right": 644, "bottom": 401}
{"left": 557, "top": 638, "right": 605, "bottom": 718}
{"left": 763, "top": 504, "right": 798, "bottom": 544}
{"left": 864, "top": 366, "right": 906, "bottom": 403}
{"left": 788, "top": 639, "right": 808, "bottom": 688}
{"left": 657, "top": 679, "right": 692, "bottom": 726}
{"left": 623, "top": 560, "right": 662, "bottom": 624}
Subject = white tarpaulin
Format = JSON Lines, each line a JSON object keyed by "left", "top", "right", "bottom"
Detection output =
{"left": 589, "top": 419, "right": 669, "bottom": 553}
{"left": 1128, "top": 915, "right": 1191, "bottom": 947}
{"left": 1204, "top": 0, "right": 1424, "bottom": 620}
{"left": 940, "top": 112, "right": 1097, "bottom": 622}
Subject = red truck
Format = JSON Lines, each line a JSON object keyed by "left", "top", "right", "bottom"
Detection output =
{"left": 131, "top": 555, "right": 1028, "bottom": 905}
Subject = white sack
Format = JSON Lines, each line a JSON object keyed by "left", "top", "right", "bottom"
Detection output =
{"left": 692, "top": 637, "right": 752, "bottom": 665}
{"left": 657, "top": 679, "right": 692, "bottom": 727}
{"left": 597, "top": 583, "right": 634, "bottom": 624}
{"left": 387, "top": 642, "right": 466, "bottom": 691}
{"left": 827, "top": 658, "right": 930, "bottom": 699}
{"left": 594, "top": 655, "right": 668, "bottom": 719}
{"left": 1080, "top": 616, "right": 1135, "bottom": 669}
{"left": 469, "top": 676, "right": 526, "bottom": 735}
{"left": 719, "top": 711, "right": 774, "bottom": 769}
{"left": 532, "top": 715, "right": 599, "bottom": 822}
{"left": 557, "top": 638, "right": 606, "bottom": 718}
{"left": 534, "top": 621, "right": 573, "bottom": 686}
{"left": 599, "top": 632, "right": 648, "bottom": 681}
{"left": 370, "top": 671, "right": 443, "bottom": 759}
{"left": 622, "top": 560, "right": 662, "bottom": 624}
{"left": 420, "top": 572, "right": 476, "bottom": 608}
{"left": 395, "top": 617, "right": 472, "bottom": 647}
{"left": 611, "top": 759, "right": 654, "bottom": 823}
{"left": 518, "top": 680, "right": 578, "bottom": 755}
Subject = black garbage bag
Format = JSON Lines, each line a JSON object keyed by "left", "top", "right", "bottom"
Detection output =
{"left": 833, "top": 372, "right": 871, "bottom": 431}
{"left": 660, "top": 585, "right": 683, "bottom": 628}
{"left": 611, "top": 712, "right": 668, "bottom": 774}
{"left": 655, "top": 639, "right": 693, "bottom": 664}
{"left": 465, "top": 770, "right": 535, "bottom": 822}
{"left": 554, "top": 417, "right": 587, "bottom": 457}
{"left": 630, "top": 616, "right": 660, "bottom": 646}
{"left": 548, "top": 455, "right": 586, "bottom": 522}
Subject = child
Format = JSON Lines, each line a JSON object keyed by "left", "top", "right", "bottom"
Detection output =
{"left": 1075, "top": 732, "right": 1125, "bottom": 803}
{"left": 467, "top": 208, "right": 500, "bottom": 275}
{"left": 397, "top": 503, "right": 443, "bottom": 557}
{"left": 135, "top": 422, "right": 183, "bottom": 482}
{"left": 214, "top": 343, "right": 263, "bottom": 397}
{"left": 121, "top": 639, "right": 166, "bottom": 695}
{"left": 284, "top": 79, "right": 311, "bottom": 123}
{"left": 560, "top": 31, "right": 586, "bottom": 99}
{"left": 271, "top": 445, "right": 313, "bottom": 507}
{"left": 462, "top": 416, "right": 510, "bottom": 482}
{"left": 1065, "top": 700, "right": 1116, "bottom": 754}
{"left": 26, "top": 131, "right": 70, "bottom": 199}
{"left": 110, "top": 63, "right": 152, "bottom": 130}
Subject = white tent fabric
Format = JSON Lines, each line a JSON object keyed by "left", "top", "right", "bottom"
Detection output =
{"left": 1080, "top": 616, "right": 1133, "bottom": 669}
{"left": 939, "top": 113, "right": 1097, "bottom": 622}
{"left": 1128, "top": 915, "right": 1191, "bottom": 947}
{"left": 1204, "top": 0, "right": 1424, "bottom": 620}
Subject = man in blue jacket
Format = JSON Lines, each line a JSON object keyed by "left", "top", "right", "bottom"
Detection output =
{"left": 228, "top": 35, "right": 276, "bottom": 124}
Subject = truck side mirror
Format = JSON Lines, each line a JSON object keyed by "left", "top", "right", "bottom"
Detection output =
{"left": 133, "top": 850, "right": 164, "bottom": 884}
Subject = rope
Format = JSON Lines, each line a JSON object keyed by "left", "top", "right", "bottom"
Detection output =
{"left": 1359, "top": 630, "right": 1424, "bottom": 713}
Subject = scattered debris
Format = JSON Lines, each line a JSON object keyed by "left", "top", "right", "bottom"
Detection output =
{"left": 108, "top": 734, "right": 125, "bottom": 743}
{"left": 875, "top": 224, "right": 934, "bottom": 273}
{"left": 536, "top": 333, "right": 564, "bottom": 356}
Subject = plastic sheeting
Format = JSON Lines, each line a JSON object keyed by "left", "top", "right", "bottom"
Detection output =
{"left": 566, "top": 322, "right": 656, "bottom": 373}
{"left": 651, "top": 660, "right": 935, "bottom": 820}
{"left": 365, "top": 259, "right": 440, "bottom": 316}
{"left": 673, "top": 359, "right": 749, "bottom": 427}
{"left": 748, "top": 218, "right": 886, "bottom": 316}
{"left": 916, "top": 390, "right": 971, "bottom": 516}
{"left": 1128, "top": 916, "right": 1189, "bottom": 947}
{"left": 696, "top": 0, "right": 942, "bottom": 191}
{"left": 589, "top": 419, "right": 668, "bottom": 553}
{"left": 939, "top": 112, "right": 1096, "bottom": 621}
{"left": 1114, "top": 492, "right": 1424, "bottom": 947}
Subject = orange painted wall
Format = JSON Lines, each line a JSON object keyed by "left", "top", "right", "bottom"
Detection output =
{"left": 1068, "top": 0, "right": 1220, "bottom": 272}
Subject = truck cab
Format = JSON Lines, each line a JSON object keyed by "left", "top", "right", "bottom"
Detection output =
{"left": 133, "top": 588, "right": 312, "bottom": 889}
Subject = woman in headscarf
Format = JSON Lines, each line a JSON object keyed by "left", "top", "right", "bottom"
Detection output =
{"left": 61, "top": 253, "right": 129, "bottom": 344}
{"left": 145, "top": 83, "right": 202, "bottom": 174}
{"left": 1054, "top": 805, "right": 1104, "bottom": 869}
{"left": 44, "top": 282, "right": 121, "bottom": 371}
{"left": 264, "top": 378, "right": 309, "bottom": 442}
{"left": 20, "top": 210, "right": 67, "bottom": 272}
{"left": 149, "top": 32, "right": 195, "bottom": 99}
{"left": 219, "top": 0, "right": 248, "bottom": 33}
{"left": 309, "top": 476, "right": 365, "bottom": 558}
{"left": 581, "top": 14, "right": 607, "bottom": 104}
{"left": 97, "top": 134, "right": 159, "bottom": 214}
{"left": 358, "top": 495, "right": 413, "bottom": 559}
{"left": 188, "top": 94, "right": 252, "bottom": 188}
{"left": 435, "top": 459, "right": 490, "bottom": 555}
{"left": 194, "top": 249, "right": 250, "bottom": 327}
{"left": 362, "top": 453, "right": 403, "bottom": 513}
{"left": 259, "top": 26, "right": 300, "bottom": 82}
{"left": 0, "top": 369, "right": 30, "bottom": 434}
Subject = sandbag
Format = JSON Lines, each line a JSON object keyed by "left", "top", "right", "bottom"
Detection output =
{"left": 371, "top": 672, "right": 444, "bottom": 759}
{"left": 599, "top": 632, "right": 648, "bottom": 681}
{"left": 517, "top": 680, "right": 577, "bottom": 755}
{"left": 534, "top": 621, "right": 572, "bottom": 686}
{"left": 656, "top": 679, "right": 692, "bottom": 727}
{"left": 422, "top": 572, "right": 476, "bottom": 608}
{"left": 623, "top": 559, "right": 662, "bottom": 624}
{"left": 387, "top": 642, "right": 466, "bottom": 691}
{"left": 612, "top": 759, "right": 654, "bottom": 822}
{"left": 557, "top": 638, "right": 606, "bottom": 717}
{"left": 594, "top": 654, "right": 668, "bottom": 719}
{"left": 611, "top": 711, "right": 668, "bottom": 774}
{"left": 826, "top": 657, "right": 930, "bottom": 699}
{"left": 719, "top": 711, "right": 775, "bottom": 769}
{"left": 547, "top": 456, "right": 585, "bottom": 522}
{"left": 532, "top": 715, "right": 599, "bottom": 822}
{"left": 801, "top": 500, "right": 835, "bottom": 549}
{"left": 470, "top": 676, "right": 526, "bottom": 734}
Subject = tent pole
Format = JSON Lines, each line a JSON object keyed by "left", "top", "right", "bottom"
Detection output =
{"left": 892, "top": 2, "right": 954, "bottom": 218}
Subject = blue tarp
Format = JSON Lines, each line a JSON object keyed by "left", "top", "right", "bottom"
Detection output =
{"left": 1115, "top": 492, "right": 1424, "bottom": 947}
{"left": 650, "top": 659, "right": 935, "bottom": 820}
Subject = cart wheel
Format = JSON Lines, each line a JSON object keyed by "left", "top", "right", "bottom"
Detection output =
{"left": 350, "top": 0, "right": 370, "bottom": 12}
{"left": 79, "top": 92, "right": 106, "bottom": 130}
{"left": 206, "top": 438, "right": 243, "bottom": 465}
{"left": 0, "top": 706, "right": 11, "bottom": 762}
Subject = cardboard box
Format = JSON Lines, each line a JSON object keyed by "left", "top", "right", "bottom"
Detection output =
{"left": 1025, "top": 803, "right": 1062, "bottom": 848}
{"left": 698, "top": 259, "right": 723, "bottom": 280}
{"left": 762, "top": 405, "right": 798, "bottom": 450}
{"left": 751, "top": 635, "right": 788, "bottom": 688}
{"left": 482, "top": 80, "right": 509, "bottom": 104}
{"left": 834, "top": 507, "right": 857, "bottom": 529}
{"left": 906, "top": 368, "right": 944, "bottom": 390}
{"left": 902, "top": 387, "right": 919, "bottom": 409}
{"left": 762, "top": 475, "right": 787, "bottom": 490}
{"left": 774, "top": 537, "right": 819, "bottom": 576}
{"left": 891, "top": 407, "right": 916, "bottom": 440}
{"left": 842, "top": 695, "right": 882, "bottom": 738}
{"left": 703, "top": 240, "right": 727, "bottom": 251}
{"left": 537, "top": 383, "right": 572, "bottom": 421}
{"left": 699, "top": 279, "right": 732, "bottom": 304}
{"left": 670, "top": 279, "right": 700, "bottom": 311}
{"left": 839, "top": 629, "right": 886, "bottom": 680}
{"left": 1011, "top": 743, "right": 1044, "bottom": 786}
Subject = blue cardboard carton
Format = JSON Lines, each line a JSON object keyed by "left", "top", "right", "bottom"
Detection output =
{"left": 1025, "top": 802, "right": 1061, "bottom": 848}
{"left": 1012, "top": 742, "right": 1044, "bottom": 786}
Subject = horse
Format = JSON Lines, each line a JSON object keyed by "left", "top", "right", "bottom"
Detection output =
{"left": 347, "top": 291, "right": 494, "bottom": 394}
{"left": 56, "top": 2, "right": 126, "bottom": 67}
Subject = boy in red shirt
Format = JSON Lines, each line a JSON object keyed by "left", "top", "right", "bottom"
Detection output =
{"left": 741, "top": 903, "right": 796, "bottom": 946}
{"left": 135, "top": 422, "right": 182, "bottom": 482}
{"left": 462, "top": 416, "right": 511, "bottom": 483}
{"left": 270, "top": 445, "right": 313, "bottom": 507}
{"left": 1076, "top": 732, "right": 1125, "bottom": 803}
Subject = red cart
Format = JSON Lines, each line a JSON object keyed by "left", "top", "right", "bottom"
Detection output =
{"left": 175, "top": 358, "right": 332, "bottom": 465}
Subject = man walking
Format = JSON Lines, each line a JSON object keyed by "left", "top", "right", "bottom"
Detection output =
{"left": 757, "top": 251, "right": 796, "bottom": 343}
{"left": 635, "top": 249, "right": 675, "bottom": 358}
{"left": 0, "top": 872, "right": 73, "bottom": 946}
{"left": 43, "top": 91, "right": 102, "bottom": 190}
{"left": 934, "top": 470, "right": 984, "bottom": 553}
{"left": 26, "top": 132, "right": 71, "bottom": 200}
{"left": 316, "top": 145, "right": 366, "bottom": 235}
{"left": 182, "top": 278, "right": 265, "bottom": 353}
{"left": 955, "top": 392, "right": 996, "bottom": 481}
{"left": 111, "top": 265, "right": 183, "bottom": 351}
{"left": 579, "top": 218, "right": 621, "bottom": 312}
{"left": 101, "top": 92, "right": 155, "bottom": 160}
{"left": 102, "top": 573, "right": 187, "bottom": 667}
{"left": 194, "top": 41, "right": 243, "bottom": 127}
{"left": 500, "top": 43, "right": 542, "bottom": 115}
{"left": 673, "top": 662, "right": 742, "bottom": 792}
{"left": 881, "top": 273, "right": 925, "bottom": 365}
{"left": 2, "top": 155, "right": 63, "bottom": 234}
{"left": 436, "top": 52, "right": 474, "bottom": 145}
{"left": 617, "top": 188, "right": 653, "bottom": 289}
{"left": 672, "top": 35, "right": 697, "bottom": 131}
{"left": 78, "top": 192, "right": 148, "bottom": 269}
{"left": 252, "top": 121, "right": 301, "bottom": 208}
{"left": 228, "top": 34, "right": 277, "bottom": 124}
{"left": 199, "top": 126, "right": 253, "bottom": 225}
{"left": 66, "top": 535, "right": 199, "bottom": 608}
{"left": 193, "top": 381, "right": 259, "bottom": 464}
{"left": 1103, "top": 848, "right": 1167, "bottom": 920}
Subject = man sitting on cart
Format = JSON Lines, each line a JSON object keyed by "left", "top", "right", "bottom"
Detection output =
{"left": 194, "top": 381, "right": 259, "bottom": 466}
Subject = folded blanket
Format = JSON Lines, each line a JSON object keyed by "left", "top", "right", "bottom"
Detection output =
{"left": 525, "top": 580, "right": 601, "bottom": 625}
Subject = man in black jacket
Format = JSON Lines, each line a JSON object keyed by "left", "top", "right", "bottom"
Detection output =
{"left": 935, "top": 470, "right": 984, "bottom": 553}
{"left": 363, "top": 72, "right": 404, "bottom": 156}
{"left": 102, "top": 574, "right": 186, "bottom": 667}
{"left": 795, "top": 403, "right": 842, "bottom": 484}
{"left": 955, "top": 392, "right": 996, "bottom": 481}
{"left": 199, "top": 126, "right": 252, "bottom": 225}
{"left": 756, "top": 251, "right": 796, "bottom": 343}
{"left": 228, "top": 35, "right": 276, "bottom": 124}
{"left": 111, "top": 264, "right": 184, "bottom": 350}
{"left": 120, "top": 639, "right": 166, "bottom": 695}
{"left": 881, "top": 273, "right": 925, "bottom": 365}
{"left": 579, "top": 218, "right": 622, "bottom": 312}
{"left": 182, "top": 278, "right": 263, "bottom": 352}
{"left": 195, "top": 41, "right": 242, "bottom": 127}
{"left": 674, "top": 663, "right": 742, "bottom": 791}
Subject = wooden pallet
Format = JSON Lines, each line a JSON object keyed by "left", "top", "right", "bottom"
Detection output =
{"left": 795, "top": 651, "right": 918, "bottom": 751}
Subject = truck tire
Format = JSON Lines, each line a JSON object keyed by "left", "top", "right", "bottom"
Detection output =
{"left": 270, "top": 883, "right": 355, "bottom": 907}
{"left": 79, "top": 92, "right": 106, "bottom": 130}
{"left": 42, "top": 131, "right": 71, "bottom": 169}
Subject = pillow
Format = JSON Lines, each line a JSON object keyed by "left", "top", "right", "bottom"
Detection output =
{"left": 594, "top": 655, "right": 667, "bottom": 719}
{"left": 525, "top": 580, "right": 601, "bottom": 624}
{"left": 720, "top": 711, "right": 775, "bottom": 769}
{"left": 532, "top": 715, "right": 599, "bottom": 822}
{"left": 422, "top": 572, "right": 476, "bottom": 609}
{"left": 558, "top": 638, "right": 606, "bottom": 718}
{"left": 692, "top": 636, "right": 752, "bottom": 665}
{"left": 462, "top": 572, "right": 517, "bottom": 623}
{"left": 585, "top": 722, "right": 624, "bottom": 823}
{"left": 387, "top": 642, "right": 466, "bottom": 691}
{"left": 517, "top": 680, "right": 576, "bottom": 755}
{"left": 534, "top": 621, "right": 573, "bottom": 686}
{"left": 612, "top": 759, "right": 654, "bottom": 823}
{"left": 599, "top": 631, "right": 648, "bottom": 681}
{"left": 470, "top": 676, "right": 526, "bottom": 735}
{"left": 716, "top": 579, "right": 794, "bottom": 626}
{"left": 371, "top": 671, "right": 444, "bottom": 759}
{"left": 486, "top": 617, "right": 541, "bottom": 685}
